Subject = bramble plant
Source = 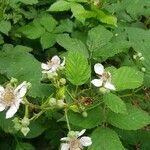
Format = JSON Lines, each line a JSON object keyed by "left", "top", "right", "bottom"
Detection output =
{"left": 0, "top": 0, "right": 150, "bottom": 150}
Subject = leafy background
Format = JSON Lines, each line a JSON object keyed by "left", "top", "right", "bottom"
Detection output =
{"left": 0, "top": 0, "right": 150, "bottom": 150}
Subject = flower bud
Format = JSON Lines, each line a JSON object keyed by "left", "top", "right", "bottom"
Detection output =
{"left": 133, "top": 55, "right": 137, "bottom": 60}
{"left": 99, "top": 87, "right": 109, "bottom": 94}
{"left": 49, "top": 98, "right": 57, "bottom": 106}
{"left": 57, "top": 100, "right": 66, "bottom": 108}
{"left": 137, "top": 52, "right": 142, "bottom": 57}
{"left": 10, "top": 78, "right": 18, "bottom": 84}
{"left": 139, "top": 56, "right": 145, "bottom": 61}
{"left": 21, "top": 127, "right": 30, "bottom": 136}
{"left": 82, "top": 111, "right": 88, "bottom": 118}
{"left": 60, "top": 78, "right": 66, "bottom": 85}
{"left": 21, "top": 117, "right": 30, "bottom": 127}
{"left": 141, "top": 67, "right": 146, "bottom": 72}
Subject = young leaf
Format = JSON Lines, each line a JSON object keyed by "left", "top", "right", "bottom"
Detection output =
{"left": 66, "top": 50, "right": 90, "bottom": 85}
{"left": 103, "top": 93, "right": 127, "bottom": 114}
{"left": 48, "top": 1, "right": 71, "bottom": 12}
{"left": 112, "top": 67, "right": 144, "bottom": 91}
{"left": 107, "top": 104, "right": 150, "bottom": 130}
{"left": 89, "top": 127, "right": 125, "bottom": 150}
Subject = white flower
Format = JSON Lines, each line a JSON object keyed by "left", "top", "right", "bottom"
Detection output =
{"left": 0, "top": 81, "right": 28, "bottom": 119}
{"left": 41, "top": 55, "right": 65, "bottom": 74}
{"left": 60, "top": 129, "right": 92, "bottom": 150}
{"left": 91, "top": 63, "right": 115, "bottom": 90}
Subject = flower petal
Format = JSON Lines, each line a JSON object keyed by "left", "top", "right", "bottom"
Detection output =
{"left": 0, "top": 103, "right": 5, "bottom": 111}
{"left": 60, "top": 137, "right": 69, "bottom": 141}
{"left": 41, "top": 63, "right": 50, "bottom": 70}
{"left": 6, "top": 98, "right": 22, "bottom": 119}
{"left": 80, "top": 136, "right": 92, "bottom": 147}
{"left": 94, "top": 63, "right": 104, "bottom": 75}
{"left": 104, "top": 82, "right": 116, "bottom": 90}
{"left": 60, "top": 143, "right": 70, "bottom": 150}
{"left": 51, "top": 55, "right": 61, "bottom": 65}
{"left": 15, "top": 81, "right": 28, "bottom": 98}
{"left": 91, "top": 79, "right": 103, "bottom": 87}
{"left": 0, "top": 86, "right": 4, "bottom": 93}
{"left": 77, "top": 129, "right": 86, "bottom": 137}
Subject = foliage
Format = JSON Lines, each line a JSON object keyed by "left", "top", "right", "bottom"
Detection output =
{"left": 0, "top": 0, "right": 150, "bottom": 149}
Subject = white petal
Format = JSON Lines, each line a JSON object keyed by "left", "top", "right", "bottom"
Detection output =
{"left": 61, "top": 143, "right": 70, "bottom": 150}
{"left": 80, "top": 136, "right": 92, "bottom": 147}
{"left": 41, "top": 63, "right": 50, "bottom": 70}
{"left": 15, "top": 81, "right": 28, "bottom": 98}
{"left": 91, "top": 79, "right": 103, "bottom": 87}
{"left": 0, "top": 103, "right": 5, "bottom": 111}
{"left": 77, "top": 129, "right": 86, "bottom": 137}
{"left": 6, "top": 98, "right": 22, "bottom": 119}
{"left": 94, "top": 63, "right": 104, "bottom": 75}
{"left": 60, "top": 137, "right": 69, "bottom": 141}
{"left": 51, "top": 55, "right": 60, "bottom": 65}
{"left": 61, "top": 57, "right": 65, "bottom": 66}
{"left": 0, "top": 86, "right": 4, "bottom": 93}
{"left": 104, "top": 82, "right": 116, "bottom": 90}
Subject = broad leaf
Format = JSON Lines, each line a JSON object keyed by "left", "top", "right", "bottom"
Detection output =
{"left": 112, "top": 67, "right": 144, "bottom": 91}
{"left": 56, "top": 33, "right": 89, "bottom": 57}
{"left": 0, "top": 20, "right": 11, "bottom": 35}
{"left": 19, "top": 0, "right": 38, "bottom": 5}
{"left": 103, "top": 93, "right": 127, "bottom": 114}
{"left": 40, "top": 32, "right": 56, "bottom": 49}
{"left": 89, "top": 127, "right": 125, "bottom": 150}
{"left": 48, "top": 1, "right": 71, "bottom": 12}
{"left": 107, "top": 104, "right": 150, "bottom": 130}
{"left": 68, "top": 106, "right": 103, "bottom": 129}
{"left": 87, "top": 25, "right": 113, "bottom": 52}
{"left": 66, "top": 50, "right": 90, "bottom": 85}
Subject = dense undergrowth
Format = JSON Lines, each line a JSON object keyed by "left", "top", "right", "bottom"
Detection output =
{"left": 0, "top": 0, "right": 150, "bottom": 150}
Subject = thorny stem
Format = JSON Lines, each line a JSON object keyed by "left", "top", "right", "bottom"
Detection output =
{"left": 65, "top": 109, "right": 71, "bottom": 131}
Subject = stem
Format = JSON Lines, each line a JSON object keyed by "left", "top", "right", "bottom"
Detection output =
{"left": 66, "top": 88, "right": 75, "bottom": 100}
{"left": 75, "top": 85, "right": 78, "bottom": 97}
{"left": 25, "top": 105, "right": 29, "bottom": 118}
{"left": 65, "top": 109, "right": 71, "bottom": 131}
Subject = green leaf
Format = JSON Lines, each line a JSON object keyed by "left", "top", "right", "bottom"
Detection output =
{"left": 16, "top": 142, "right": 35, "bottom": 150}
{"left": 93, "top": 41, "right": 132, "bottom": 61}
{"left": 19, "top": 0, "right": 38, "bottom": 5}
{"left": 112, "top": 67, "right": 144, "bottom": 91}
{"left": 107, "top": 104, "right": 150, "bottom": 130}
{"left": 68, "top": 106, "right": 103, "bottom": 129}
{"left": 0, "top": 112, "right": 15, "bottom": 134}
{"left": 103, "top": 93, "right": 127, "bottom": 114}
{"left": 96, "top": 10, "right": 117, "bottom": 26}
{"left": 20, "top": 20, "right": 45, "bottom": 39}
{"left": 66, "top": 50, "right": 90, "bottom": 85}
{"left": 87, "top": 25, "right": 113, "bottom": 52}
{"left": 40, "top": 32, "right": 56, "bottom": 49}
{"left": 48, "top": 1, "right": 71, "bottom": 12}
{"left": 39, "top": 14, "right": 57, "bottom": 32}
{"left": 0, "top": 46, "right": 51, "bottom": 98}
{"left": 88, "top": 127, "right": 125, "bottom": 150}
{"left": 0, "top": 20, "right": 11, "bottom": 35}
{"left": 56, "top": 33, "right": 89, "bottom": 57}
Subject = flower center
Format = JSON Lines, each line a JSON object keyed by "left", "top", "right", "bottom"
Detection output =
{"left": 101, "top": 72, "right": 111, "bottom": 82}
{"left": 70, "top": 139, "right": 82, "bottom": 150}
{"left": 3, "top": 88, "right": 15, "bottom": 106}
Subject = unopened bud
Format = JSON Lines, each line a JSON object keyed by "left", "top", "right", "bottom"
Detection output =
{"left": 99, "top": 87, "right": 109, "bottom": 94}
{"left": 137, "top": 52, "right": 142, "bottom": 57}
{"left": 133, "top": 55, "right": 137, "bottom": 60}
{"left": 49, "top": 98, "right": 57, "bottom": 106}
{"left": 141, "top": 67, "right": 146, "bottom": 72}
{"left": 60, "top": 78, "right": 66, "bottom": 85}
{"left": 57, "top": 100, "right": 66, "bottom": 108}
{"left": 21, "top": 117, "right": 30, "bottom": 127}
{"left": 21, "top": 127, "right": 30, "bottom": 136}
{"left": 139, "top": 56, "right": 145, "bottom": 61}
{"left": 82, "top": 111, "right": 88, "bottom": 118}
{"left": 10, "top": 78, "right": 18, "bottom": 84}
